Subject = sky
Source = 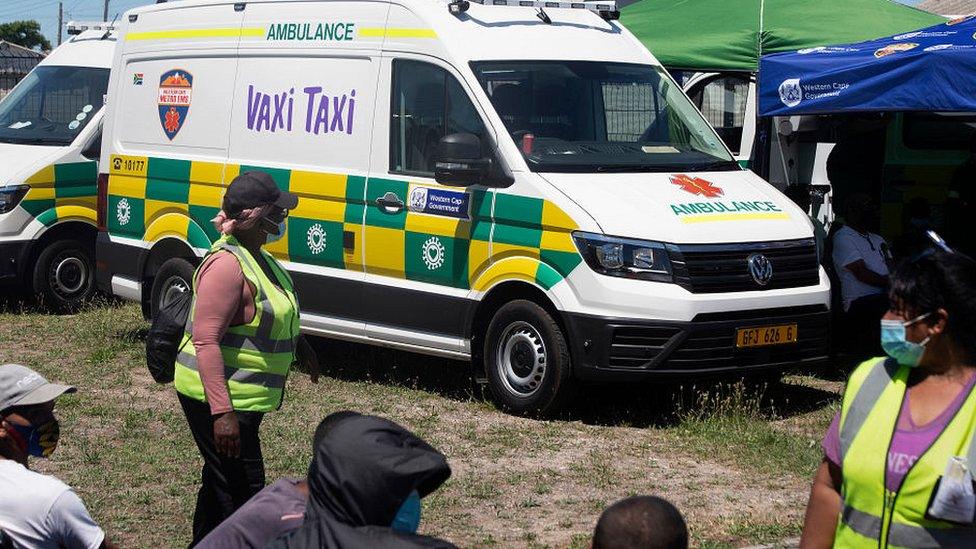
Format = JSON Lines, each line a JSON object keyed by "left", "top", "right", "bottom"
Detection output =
{"left": 0, "top": 0, "right": 928, "bottom": 51}
{"left": 0, "top": 0, "right": 153, "bottom": 48}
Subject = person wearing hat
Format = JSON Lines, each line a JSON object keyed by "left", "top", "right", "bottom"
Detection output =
{"left": 173, "top": 170, "right": 318, "bottom": 544}
{"left": 0, "top": 364, "right": 117, "bottom": 549}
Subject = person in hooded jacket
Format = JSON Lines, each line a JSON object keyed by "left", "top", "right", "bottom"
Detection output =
{"left": 257, "top": 411, "right": 455, "bottom": 549}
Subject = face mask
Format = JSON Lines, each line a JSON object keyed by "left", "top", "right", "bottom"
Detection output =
{"left": 881, "top": 313, "right": 932, "bottom": 367}
{"left": 265, "top": 220, "right": 286, "bottom": 243}
{"left": 9, "top": 419, "right": 60, "bottom": 458}
{"left": 391, "top": 490, "right": 422, "bottom": 533}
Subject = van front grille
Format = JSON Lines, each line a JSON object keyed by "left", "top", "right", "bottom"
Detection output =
{"left": 668, "top": 239, "right": 819, "bottom": 294}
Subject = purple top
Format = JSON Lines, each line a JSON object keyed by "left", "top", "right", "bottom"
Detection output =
{"left": 196, "top": 478, "right": 307, "bottom": 548}
{"left": 823, "top": 372, "right": 976, "bottom": 492}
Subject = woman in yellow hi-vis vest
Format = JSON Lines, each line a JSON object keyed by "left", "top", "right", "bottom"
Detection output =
{"left": 801, "top": 236, "right": 976, "bottom": 548}
{"left": 173, "top": 171, "right": 318, "bottom": 545}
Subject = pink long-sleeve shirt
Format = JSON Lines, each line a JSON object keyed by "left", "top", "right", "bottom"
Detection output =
{"left": 192, "top": 252, "right": 257, "bottom": 415}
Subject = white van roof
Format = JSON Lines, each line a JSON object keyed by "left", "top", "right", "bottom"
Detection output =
{"left": 41, "top": 30, "right": 116, "bottom": 69}
{"left": 123, "top": 0, "right": 657, "bottom": 66}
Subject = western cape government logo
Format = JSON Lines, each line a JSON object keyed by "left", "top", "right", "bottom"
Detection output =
{"left": 408, "top": 186, "right": 471, "bottom": 219}
{"left": 779, "top": 78, "right": 803, "bottom": 108}
{"left": 158, "top": 69, "right": 193, "bottom": 140}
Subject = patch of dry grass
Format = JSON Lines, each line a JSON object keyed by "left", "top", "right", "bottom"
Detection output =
{"left": 0, "top": 296, "right": 840, "bottom": 547}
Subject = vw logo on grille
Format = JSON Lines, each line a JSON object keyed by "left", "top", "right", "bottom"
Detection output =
{"left": 747, "top": 253, "right": 774, "bottom": 286}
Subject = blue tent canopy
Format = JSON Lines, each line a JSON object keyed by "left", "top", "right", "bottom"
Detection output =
{"left": 758, "top": 15, "right": 976, "bottom": 117}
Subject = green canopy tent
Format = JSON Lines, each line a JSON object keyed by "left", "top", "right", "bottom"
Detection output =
{"left": 620, "top": 0, "right": 945, "bottom": 72}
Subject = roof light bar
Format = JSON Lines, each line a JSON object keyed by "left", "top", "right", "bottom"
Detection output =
{"left": 451, "top": 0, "right": 620, "bottom": 20}
{"left": 66, "top": 21, "right": 116, "bottom": 36}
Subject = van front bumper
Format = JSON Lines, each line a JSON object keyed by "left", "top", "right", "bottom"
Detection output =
{"left": 0, "top": 239, "right": 31, "bottom": 284}
{"left": 564, "top": 305, "right": 830, "bottom": 381}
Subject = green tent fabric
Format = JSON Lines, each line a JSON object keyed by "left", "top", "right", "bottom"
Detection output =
{"left": 620, "top": 0, "right": 945, "bottom": 72}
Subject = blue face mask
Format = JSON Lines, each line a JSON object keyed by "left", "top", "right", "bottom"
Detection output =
{"left": 265, "top": 220, "right": 286, "bottom": 243}
{"left": 881, "top": 313, "right": 932, "bottom": 367}
{"left": 9, "top": 419, "right": 59, "bottom": 458}
{"left": 391, "top": 491, "right": 422, "bottom": 533}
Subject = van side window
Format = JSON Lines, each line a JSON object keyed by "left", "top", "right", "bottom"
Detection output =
{"left": 391, "top": 60, "right": 487, "bottom": 176}
{"left": 688, "top": 74, "right": 750, "bottom": 155}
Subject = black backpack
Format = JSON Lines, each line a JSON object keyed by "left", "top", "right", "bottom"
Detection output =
{"left": 145, "top": 289, "right": 193, "bottom": 383}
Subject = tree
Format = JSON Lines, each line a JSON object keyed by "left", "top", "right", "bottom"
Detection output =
{"left": 0, "top": 20, "right": 51, "bottom": 52}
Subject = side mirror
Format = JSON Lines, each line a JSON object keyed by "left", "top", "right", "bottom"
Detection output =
{"left": 434, "top": 133, "right": 490, "bottom": 186}
{"left": 82, "top": 131, "right": 102, "bottom": 161}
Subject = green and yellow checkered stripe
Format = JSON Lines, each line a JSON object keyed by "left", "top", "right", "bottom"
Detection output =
{"left": 108, "top": 155, "right": 582, "bottom": 291}
{"left": 20, "top": 161, "right": 98, "bottom": 227}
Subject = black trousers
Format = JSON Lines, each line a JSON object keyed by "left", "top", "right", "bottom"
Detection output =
{"left": 178, "top": 393, "right": 266, "bottom": 546}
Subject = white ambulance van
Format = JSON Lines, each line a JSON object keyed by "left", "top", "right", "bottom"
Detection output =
{"left": 97, "top": 0, "right": 830, "bottom": 415}
{"left": 0, "top": 24, "right": 114, "bottom": 310}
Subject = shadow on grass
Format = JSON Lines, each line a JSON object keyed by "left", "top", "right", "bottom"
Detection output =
{"left": 0, "top": 287, "right": 46, "bottom": 314}
{"left": 307, "top": 335, "right": 839, "bottom": 428}
{"left": 309, "top": 336, "right": 475, "bottom": 401}
{"left": 556, "top": 376, "right": 839, "bottom": 429}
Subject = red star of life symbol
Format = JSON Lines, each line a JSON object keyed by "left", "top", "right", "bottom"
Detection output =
{"left": 164, "top": 107, "right": 181, "bottom": 134}
{"left": 670, "top": 174, "right": 723, "bottom": 198}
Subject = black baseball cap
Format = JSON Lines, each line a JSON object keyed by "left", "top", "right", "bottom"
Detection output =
{"left": 223, "top": 171, "right": 298, "bottom": 216}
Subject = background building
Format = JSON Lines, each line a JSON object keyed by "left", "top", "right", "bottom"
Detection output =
{"left": 0, "top": 40, "right": 44, "bottom": 99}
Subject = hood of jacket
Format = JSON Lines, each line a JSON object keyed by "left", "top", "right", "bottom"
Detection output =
{"left": 266, "top": 412, "right": 454, "bottom": 549}
{"left": 305, "top": 412, "right": 451, "bottom": 527}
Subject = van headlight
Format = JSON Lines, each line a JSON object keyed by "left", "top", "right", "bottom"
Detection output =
{"left": 572, "top": 231, "right": 673, "bottom": 282}
{"left": 0, "top": 185, "right": 29, "bottom": 214}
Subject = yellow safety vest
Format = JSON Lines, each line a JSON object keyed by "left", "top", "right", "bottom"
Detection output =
{"left": 835, "top": 358, "right": 976, "bottom": 548}
{"left": 174, "top": 235, "right": 299, "bottom": 412}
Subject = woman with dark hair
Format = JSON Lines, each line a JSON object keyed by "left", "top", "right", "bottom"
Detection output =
{"left": 800, "top": 235, "right": 976, "bottom": 548}
{"left": 173, "top": 171, "right": 318, "bottom": 545}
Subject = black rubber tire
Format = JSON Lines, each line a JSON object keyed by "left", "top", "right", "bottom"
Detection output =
{"left": 32, "top": 239, "right": 95, "bottom": 313}
{"left": 484, "top": 299, "right": 574, "bottom": 417}
{"left": 150, "top": 257, "right": 195, "bottom": 319}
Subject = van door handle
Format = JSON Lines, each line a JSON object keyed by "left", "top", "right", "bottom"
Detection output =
{"left": 375, "top": 192, "right": 404, "bottom": 213}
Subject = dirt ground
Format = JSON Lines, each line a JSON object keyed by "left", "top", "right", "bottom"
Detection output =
{"left": 0, "top": 295, "right": 842, "bottom": 548}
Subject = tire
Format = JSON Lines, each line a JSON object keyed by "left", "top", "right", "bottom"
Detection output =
{"left": 484, "top": 299, "right": 574, "bottom": 417}
{"left": 150, "top": 257, "right": 194, "bottom": 319}
{"left": 32, "top": 239, "right": 95, "bottom": 313}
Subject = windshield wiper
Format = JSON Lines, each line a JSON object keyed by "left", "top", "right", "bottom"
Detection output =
{"left": 594, "top": 165, "right": 664, "bottom": 173}
{"left": 675, "top": 160, "right": 741, "bottom": 172}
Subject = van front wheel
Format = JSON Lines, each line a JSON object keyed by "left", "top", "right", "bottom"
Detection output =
{"left": 32, "top": 239, "right": 95, "bottom": 312}
{"left": 484, "top": 300, "right": 574, "bottom": 417}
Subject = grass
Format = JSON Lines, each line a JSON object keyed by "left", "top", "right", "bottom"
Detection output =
{"left": 672, "top": 382, "right": 832, "bottom": 478}
{"left": 0, "top": 296, "right": 842, "bottom": 548}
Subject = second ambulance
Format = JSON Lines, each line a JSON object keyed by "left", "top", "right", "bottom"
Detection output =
{"left": 97, "top": 0, "right": 830, "bottom": 415}
{"left": 0, "top": 25, "right": 113, "bottom": 310}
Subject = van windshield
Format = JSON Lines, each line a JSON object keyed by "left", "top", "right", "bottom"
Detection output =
{"left": 471, "top": 61, "right": 738, "bottom": 173}
{"left": 0, "top": 65, "right": 109, "bottom": 146}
